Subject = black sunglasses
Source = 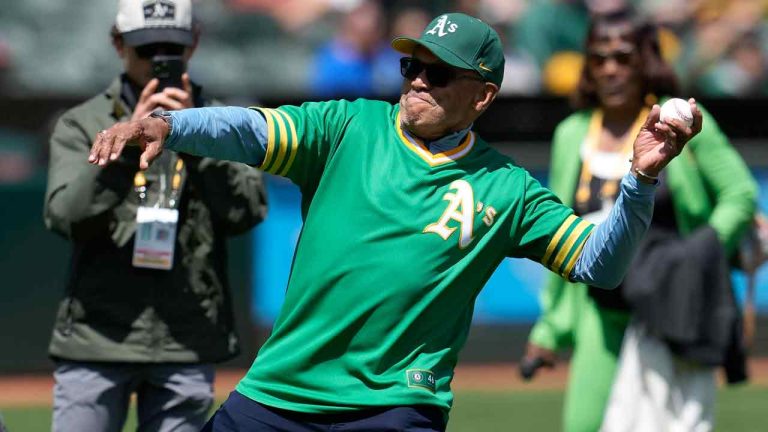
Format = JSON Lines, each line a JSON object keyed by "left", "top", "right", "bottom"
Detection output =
{"left": 587, "top": 47, "right": 636, "bottom": 67}
{"left": 134, "top": 43, "right": 186, "bottom": 59}
{"left": 400, "top": 57, "right": 483, "bottom": 88}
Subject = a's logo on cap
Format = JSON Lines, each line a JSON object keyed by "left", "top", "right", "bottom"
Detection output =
{"left": 426, "top": 15, "right": 458, "bottom": 37}
{"left": 143, "top": 0, "right": 176, "bottom": 21}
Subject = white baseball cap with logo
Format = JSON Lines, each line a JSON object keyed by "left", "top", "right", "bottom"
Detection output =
{"left": 116, "top": 0, "right": 194, "bottom": 47}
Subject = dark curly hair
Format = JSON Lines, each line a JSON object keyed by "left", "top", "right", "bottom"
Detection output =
{"left": 572, "top": 9, "right": 679, "bottom": 110}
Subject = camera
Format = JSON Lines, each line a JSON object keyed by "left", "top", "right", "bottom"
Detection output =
{"left": 151, "top": 55, "right": 185, "bottom": 92}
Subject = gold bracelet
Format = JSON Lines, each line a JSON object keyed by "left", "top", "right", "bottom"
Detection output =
{"left": 633, "top": 167, "right": 659, "bottom": 183}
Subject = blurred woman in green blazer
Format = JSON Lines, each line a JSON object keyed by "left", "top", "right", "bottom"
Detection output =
{"left": 523, "top": 9, "right": 757, "bottom": 432}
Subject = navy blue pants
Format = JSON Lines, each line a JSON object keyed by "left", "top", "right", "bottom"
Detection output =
{"left": 200, "top": 391, "right": 446, "bottom": 432}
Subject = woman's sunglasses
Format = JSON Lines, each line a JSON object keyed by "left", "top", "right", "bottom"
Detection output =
{"left": 400, "top": 57, "right": 483, "bottom": 88}
{"left": 586, "top": 47, "right": 636, "bottom": 67}
{"left": 134, "top": 43, "right": 186, "bottom": 59}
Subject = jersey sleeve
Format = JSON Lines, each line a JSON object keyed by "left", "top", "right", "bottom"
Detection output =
{"left": 511, "top": 173, "right": 595, "bottom": 279}
{"left": 253, "top": 100, "right": 353, "bottom": 192}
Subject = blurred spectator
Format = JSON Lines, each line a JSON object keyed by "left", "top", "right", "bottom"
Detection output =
{"left": 0, "top": 0, "right": 119, "bottom": 96}
{"left": 0, "top": 129, "right": 37, "bottom": 184}
{"left": 639, "top": 0, "right": 697, "bottom": 30}
{"left": 43, "top": 1, "right": 268, "bottom": 431}
{"left": 463, "top": 0, "right": 541, "bottom": 95}
{"left": 695, "top": 30, "right": 768, "bottom": 97}
{"left": 225, "top": 0, "right": 361, "bottom": 33}
{"left": 514, "top": 0, "right": 627, "bottom": 67}
{"left": 389, "top": 7, "right": 432, "bottom": 45}
{"left": 523, "top": 9, "right": 757, "bottom": 432}
{"left": 309, "top": 0, "right": 396, "bottom": 98}
{"left": 372, "top": 6, "right": 432, "bottom": 98}
{"left": 541, "top": 51, "right": 584, "bottom": 96}
{"left": 476, "top": 0, "right": 529, "bottom": 25}
{"left": 513, "top": 0, "right": 629, "bottom": 95}
{"left": 675, "top": 0, "right": 768, "bottom": 97}
{"left": 2, "top": 25, "right": 32, "bottom": 180}
{"left": 498, "top": 39, "right": 541, "bottom": 95}
{"left": 453, "top": 0, "right": 482, "bottom": 15}
{"left": 0, "top": 35, "right": 10, "bottom": 92}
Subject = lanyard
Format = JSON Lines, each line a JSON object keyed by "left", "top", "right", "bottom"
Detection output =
{"left": 576, "top": 107, "right": 649, "bottom": 206}
{"left": 133, "top": 156, "right": 184, "bottom": 209}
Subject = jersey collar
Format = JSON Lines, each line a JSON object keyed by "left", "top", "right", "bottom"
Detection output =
{"left": 395, "top": 112, "right": 475, "bottom": 167}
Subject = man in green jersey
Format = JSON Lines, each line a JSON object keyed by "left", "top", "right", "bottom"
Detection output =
{"left": 88, "top": 12, "right": 701, "bottom": 432}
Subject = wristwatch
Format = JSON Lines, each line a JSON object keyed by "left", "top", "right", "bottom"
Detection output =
{"left": 149, "top": 110, "right": 174, "bottom": 134}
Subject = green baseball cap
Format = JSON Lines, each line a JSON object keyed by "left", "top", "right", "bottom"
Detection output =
{"left": 392, "top": 13, "right": 505, "bottom": 86}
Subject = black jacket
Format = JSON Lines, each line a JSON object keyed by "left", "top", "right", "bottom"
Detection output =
{"left": 623, "top": 225, "right": 747, "bottom": 383}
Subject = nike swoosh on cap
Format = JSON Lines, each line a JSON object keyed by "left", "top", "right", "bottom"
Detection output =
{"left": 478, "top": 62, "right": 493, "bottom": 72}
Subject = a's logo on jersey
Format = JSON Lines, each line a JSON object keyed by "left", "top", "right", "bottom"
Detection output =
{"left": 425, "top": 15, "right": 458, "bottom": 37}
{"left": 143, "top": 0, "right": 176, "bottom": 22}
{"left": 424, "top": 180, "right": 498, "bottom": 249}
{"left": 424, "top": 180, "right": 475, "bottom": 248}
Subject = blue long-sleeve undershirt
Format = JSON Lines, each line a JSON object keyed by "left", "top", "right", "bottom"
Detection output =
{"left": 571, "top": 173, "right": 654, "bottom": 288}
{"left": 164, "top": 107, "right": 268, "bottom": 165}
{"left": 164, "top": 106, "right": 656, "bottom": 289}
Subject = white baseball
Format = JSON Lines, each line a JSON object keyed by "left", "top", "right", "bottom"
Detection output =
{"left": 659, "top": 98, "right": 693, "bottom": 128}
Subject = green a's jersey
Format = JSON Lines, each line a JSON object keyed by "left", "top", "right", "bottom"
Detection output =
{"left": 237, "top": 99, "right": 593, "bottom": 415}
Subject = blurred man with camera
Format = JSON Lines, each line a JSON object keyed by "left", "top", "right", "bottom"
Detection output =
{"left": 44, "top": 1, "right": 267, "bottom": 430}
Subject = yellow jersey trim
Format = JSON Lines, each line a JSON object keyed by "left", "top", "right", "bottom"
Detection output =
{"left": 561, "top": 227, "right": 594, "bottom": 278}
{"left": 551, "top": 219, "right": 592, "bottom": 274}
{"left": 394, "top": 113, "right": 474, "bottom": 166}
{"left": 276, "top": 109, "right": 299, "bottom": 176}
{"left": 542, "top": 214, "right": 577, "bottom": 266}
{"left": 269, "top": 108, "right": 290, "bottom": 175}
{"left": 258, "top": 108, "right": 277, "bottom": 171}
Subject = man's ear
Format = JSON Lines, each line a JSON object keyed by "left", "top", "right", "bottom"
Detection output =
{"left": 187, "top": 22, "right": 202, "bottom": 57}
{"left": 188, "top": 32, "right": 200, "bottom": 56}
{"left": 475, "top": 82, "right": 499, "bottom": 113}
{"left": 109, "top": 26, "right": 125, "bottom": 58}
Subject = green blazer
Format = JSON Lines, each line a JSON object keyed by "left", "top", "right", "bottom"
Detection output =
{"left": 529, "top": 102, "right": 758, "bottom": 350}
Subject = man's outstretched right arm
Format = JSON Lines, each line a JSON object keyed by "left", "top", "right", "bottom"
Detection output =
{"left": 163, "top": 107, "right": 268, "bottom": 165}
{"left": 88, "top": 106, "right": 268, "bottom": 169}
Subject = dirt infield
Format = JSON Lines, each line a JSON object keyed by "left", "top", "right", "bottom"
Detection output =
{"left": 2, "top": 359, "right": 768, "bottom": 408}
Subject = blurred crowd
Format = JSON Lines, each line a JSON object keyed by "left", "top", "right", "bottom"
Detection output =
{"left": 0, "top": 0, "right": 767, "bottom": 185}
{"left": 1, "top": 0, "right": 768, "bottom": 100}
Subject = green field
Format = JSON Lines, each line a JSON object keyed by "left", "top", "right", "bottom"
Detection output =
{"left": 2, "top": 386, "right": 767, "bottom": 431}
